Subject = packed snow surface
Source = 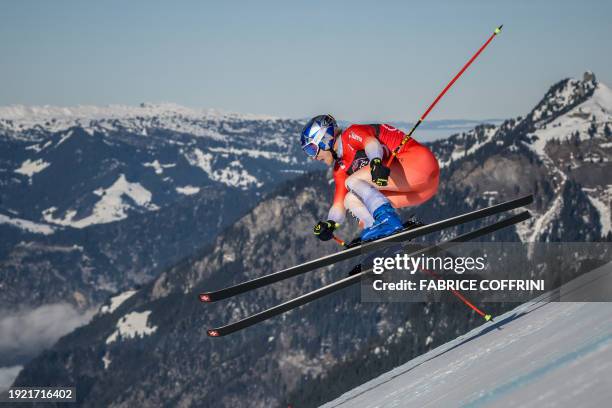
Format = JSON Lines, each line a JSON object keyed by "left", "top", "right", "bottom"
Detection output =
{"left": 322, "top": 262, "right": 612, "bottom": 408}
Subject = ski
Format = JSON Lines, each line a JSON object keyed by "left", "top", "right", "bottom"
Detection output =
{"left": 207, "top": 210, "right": 531, "bottom": 337}
{"left": 200, "top": 194, "right": 533, "bottom": 303}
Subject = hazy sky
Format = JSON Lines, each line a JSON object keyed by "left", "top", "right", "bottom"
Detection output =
{"left": 1, "top": 1, "right": 610, "bottom": 121}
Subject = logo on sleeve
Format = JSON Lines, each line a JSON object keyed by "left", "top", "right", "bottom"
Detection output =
{"left": 349, "top": 131, "right": 362, "bottom": 142}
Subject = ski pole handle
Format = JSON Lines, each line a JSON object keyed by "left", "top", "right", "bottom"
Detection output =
{"left": 385, "top": 118, "right": 422, "bottom": 167}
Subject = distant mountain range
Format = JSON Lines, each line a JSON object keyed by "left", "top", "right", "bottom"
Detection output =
{"left": 0, "top": 107, "right": 318, "bottom": 309}
{"left": 6, "top": 72, "right": 611, "bottom": 406}
{"left": 0, "top": 106, "right": 318, "bottom": 382}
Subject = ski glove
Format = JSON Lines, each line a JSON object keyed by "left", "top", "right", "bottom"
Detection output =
{"left": 314, "top": 220, "right": 338, "bottom": 241}
{"left": 370, "top": 158, "right": 390, "bottom": 186}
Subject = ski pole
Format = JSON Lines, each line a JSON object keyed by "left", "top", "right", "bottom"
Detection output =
{"left": 385, "top": 24, "right": 503, "bottom": 167}
{"left": 330, "top": 235, "right": 493, "bottom": 320}
{"left": 332, "top": 235, "right": 346, "bottom": 247}
{"left": 421, "top": 267, "right": 492, "bottom": 321}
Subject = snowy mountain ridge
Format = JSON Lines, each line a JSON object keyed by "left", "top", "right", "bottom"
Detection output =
{"left": 522, "top": 75, "right": 611, "bottom": 240}
{"left": 0, "top": 109, "right": 313, "bottom": 234}
{"left": 530, "top": 71, "right": 599, "bottom": 124}
{"left": 436, "top": 72, "right": 608, "bottom": 164}
{"left": 429, "top": 72, "right": 611, "bottom": 241}
{"left": 0, "top": 110, "right": 314, "bottom": 320}
{"left": 0, "top": 102, "right": 281, "bottom": 137}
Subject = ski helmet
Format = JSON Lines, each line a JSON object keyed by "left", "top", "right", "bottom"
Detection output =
{"left": 300, "top": 114, "right": 338, "bottom": 158}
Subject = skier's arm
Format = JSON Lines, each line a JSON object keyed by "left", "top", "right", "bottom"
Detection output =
{"left": 314, "top": 172, "right": 346, "bottom": 241}
{"left": 328, "top": 170, "right": 348, "bottom": 224}
{"left": 347, "top": 128, "right": 390, "bottom": 186}
{"left": 313, "top": 170, "right": 347, "bottom": 241}
{"left": 346, "top": 128, "right": 383, "bottom": 161}
{"left": 364, "top": 139, "right": 384, "bottom": 161}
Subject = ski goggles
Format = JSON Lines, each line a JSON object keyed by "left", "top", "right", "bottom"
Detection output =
{"left": 302, "top": 142, "right": 320, "bottom": 158}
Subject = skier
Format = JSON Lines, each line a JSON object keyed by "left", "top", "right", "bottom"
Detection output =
{"left": 205, "top": 26, "right": 508, "bottom": 335}
{"left": 301, "top": 114, "right": 439, "bottom": 242}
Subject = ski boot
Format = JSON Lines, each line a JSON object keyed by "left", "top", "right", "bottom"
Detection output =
{"left": 360, "top": 203, "right": 404, "bottom": 242}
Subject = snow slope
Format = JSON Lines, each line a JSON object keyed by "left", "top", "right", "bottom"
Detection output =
{"left": 99, "top": 290, "right": 138, "bottom": 314}
{"left": 322, "top": 262, "right": 612, "bottom": 408}
{"left": 105, "top": 310, "right": 157, "bottom": 344}
{"left": 42, "top": 174, "right": 159, "bottom": 228}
